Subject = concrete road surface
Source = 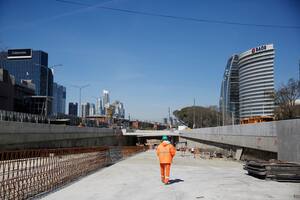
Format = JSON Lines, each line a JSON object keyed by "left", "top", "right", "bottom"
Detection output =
{"left": 42, "top": 150, "right": 300, "bottom": 200}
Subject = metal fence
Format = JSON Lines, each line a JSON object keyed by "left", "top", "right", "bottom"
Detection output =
{"left": 0, "top": 146, "right": 147, "bottom": 200}
{"left": 0, "top": 110, "right": 48, "bottom": 124}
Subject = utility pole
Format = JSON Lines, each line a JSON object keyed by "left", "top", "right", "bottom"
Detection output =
{"left": 168, "top": 107, "right": 171, "bottom": 129}
{"left": 222, "top": 79, "right": 225, "bottom": 126}
{"left": 193, "top": 98, "right": 196, "bottom": 129}
{"left": 298, "top": 60, "right": 300, "bottom": 81}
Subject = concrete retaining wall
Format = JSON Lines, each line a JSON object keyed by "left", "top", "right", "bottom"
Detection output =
{"left": 180, "top": 119, "right": 300, "bottom": 162}
{"left": 0, "top": 121, "right": 136, "bottom": 150}
{"left": 277, "top": 119, "right": 300, "bottom": 162}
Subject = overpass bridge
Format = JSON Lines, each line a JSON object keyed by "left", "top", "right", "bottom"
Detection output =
{"left": 122, "top": 129, "right": 179, "bottom": 137}
{"left": 122, "top": 129, "right": 180, "bottom": 146}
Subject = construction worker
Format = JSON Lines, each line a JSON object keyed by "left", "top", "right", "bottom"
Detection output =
{"left": 156, "top": 135, "right": 176, "bottom": 184}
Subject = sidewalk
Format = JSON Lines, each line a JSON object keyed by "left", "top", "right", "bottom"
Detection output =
{"left": 42, "top": 150, "right": 299, "bottom": 200}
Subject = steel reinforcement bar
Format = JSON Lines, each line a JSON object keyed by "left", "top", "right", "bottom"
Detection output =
{"left": 0, "top": 146, "right": 147, "bottom": 200}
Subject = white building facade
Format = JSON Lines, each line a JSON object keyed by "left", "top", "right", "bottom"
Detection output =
{"left": 238, "top": 44, "right": 275, "bottom": 119}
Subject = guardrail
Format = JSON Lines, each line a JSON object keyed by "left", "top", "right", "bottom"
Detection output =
{"left": 0, "top": 109, "right": 48, "bottom": 124}
{"left": 0, "top": 146, "right": 147, "bottom": 200}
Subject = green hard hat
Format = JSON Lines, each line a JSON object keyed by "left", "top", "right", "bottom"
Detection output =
{"left": 162, "top": 135, "right": 168, "bottom": 141}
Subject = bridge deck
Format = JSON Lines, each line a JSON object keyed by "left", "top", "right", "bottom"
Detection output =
{"left": 42, "top": 150, "right": 299, "bottom": 200}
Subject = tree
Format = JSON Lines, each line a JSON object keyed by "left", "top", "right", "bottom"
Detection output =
{"left": 173, "top": 105, "right": 221, "bottom": 128}
{"left": 273, "top": 78, "right": 300, "bottom": 120}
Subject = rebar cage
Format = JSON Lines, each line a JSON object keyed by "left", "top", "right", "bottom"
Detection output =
{"left": 0, "top": 146, "right": 147, "bottom": 200}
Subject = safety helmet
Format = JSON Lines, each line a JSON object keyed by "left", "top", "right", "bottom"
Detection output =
{"left": 162, "top": 135, "right": 168, "bottom": 141}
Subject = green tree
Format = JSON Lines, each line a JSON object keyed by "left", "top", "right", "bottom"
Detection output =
{"left": 173, "top": 106, "right": 221, "bottom": 128}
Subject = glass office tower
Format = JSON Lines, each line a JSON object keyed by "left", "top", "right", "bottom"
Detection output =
{"left": 52, "top": 82, "right": 66, "bottom": 115}
{"left": 0, "top": 49, "right": 53, "bottom": 96}
{"left": 219, "top": 55, "right": 239, "bottom": 125}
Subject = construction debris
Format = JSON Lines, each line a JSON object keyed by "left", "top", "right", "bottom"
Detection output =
{"left": 244, "top": 160, "right": 300, "bottom": 182}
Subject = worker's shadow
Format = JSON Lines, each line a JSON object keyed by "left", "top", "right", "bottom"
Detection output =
{"left": 168, "top": 179, "right": 184, "bottom": 185}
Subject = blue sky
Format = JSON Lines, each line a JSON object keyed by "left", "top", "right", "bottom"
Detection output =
{"left": 1, "top": 0, "right": 300, "bottom": 121}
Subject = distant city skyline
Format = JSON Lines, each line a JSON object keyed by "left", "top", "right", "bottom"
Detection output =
{"left": 75, "top": 89, "right": 125, "bottom": 119}
{"left": 1, "top": 0, "right": 299, "bottom": 121}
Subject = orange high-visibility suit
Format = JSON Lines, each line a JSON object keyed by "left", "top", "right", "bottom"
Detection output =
{"left": 156, "top": 141, "right": 176, "bottom": 184}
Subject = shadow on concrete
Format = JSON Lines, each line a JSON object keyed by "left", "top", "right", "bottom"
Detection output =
{"left": 168, "top": 179, "right": 184, "bottom": 185}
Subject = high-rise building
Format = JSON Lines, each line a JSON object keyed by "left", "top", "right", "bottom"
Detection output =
{"left": 219, "top": 55, "right": 239, "bottom": 125}
{"left": 220, "top": 44, "right": 275, "bottom": 124}
{"left": 68, "top": 102, "right": 78, "bottom": 116}
{"left": 89, "top": 103, "right": 95, "bottom": 116}
{"left": 52, "top": 82, "right": 66, "bottom": 115}
{"left": 238, "top": 44, "right": 275, "bottom": 119}
{"left": 102, "top": 90, "right": 110, "bottom": 112}
{"left": 112, "top": 100, "right": 125, "bottom": 118}
{"left": 81, "top": 103, "right": 90, "bottom": 118}
{"left": 96, "top": 97, "right": 103, "bottom": 115}
{"left": 0, "top": 49, "right": 53, "bottom": 96}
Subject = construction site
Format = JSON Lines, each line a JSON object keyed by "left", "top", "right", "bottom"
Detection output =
{"left": 39, "top": 151, "right": 300, "bottom": 200}
{"left": 0, "top": 118, "right": 299, "bottom": 199}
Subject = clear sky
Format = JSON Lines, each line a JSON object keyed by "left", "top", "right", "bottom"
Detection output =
{"left": 1, "top": 0, "right": 300, "bottom": 121}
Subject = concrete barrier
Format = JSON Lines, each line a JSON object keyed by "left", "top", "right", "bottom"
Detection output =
{"left": 0, "top": 121, "right": 136, "bottom": 150}
{"left": 277, "top": 119, "right": 300, "bottom": 162}
{"left": 180, "top": 119, "right": 300, "bottom": 162}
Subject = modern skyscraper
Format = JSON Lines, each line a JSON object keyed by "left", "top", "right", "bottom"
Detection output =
{"left": 220, "top": 44, "right": 275, "bottom": 124}
{"left": 81, "top": 103, "right": 90, "bottom": 118}
{"left": 96, "top": 97, "right": 103, "bottom": 115}
{"left": 239, "top": 44, "right": 275, "bottom": 119}
{"left": 52, "top": 82, "right": 66, "bottom": 115}
{"left": 59, "top": 85, "right": 66, "bottom": 114}
{"left": 68, "top": 102, "right": 78, "bottom": 116}
{"left": 112, "top": 100, "right": 125, "bottom": 118}
{"left": 89, "top": 103, "right": 95, "bottom": 116}
{"left": 0, "top": 49, "right": 53, "bottom": 96}
{"left": 219, "top": 55, "right": 239, "bottom": 125}
{"left": 102, "top": 90, "right": 110, "bottom": 115}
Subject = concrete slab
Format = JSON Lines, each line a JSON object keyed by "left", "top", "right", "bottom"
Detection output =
{"left": 42, "top": 150, "right": 300, "bottom": 200}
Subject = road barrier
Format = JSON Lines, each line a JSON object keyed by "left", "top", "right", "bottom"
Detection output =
{"left": 0, "top": 146, "right": 147, "bottom": 200}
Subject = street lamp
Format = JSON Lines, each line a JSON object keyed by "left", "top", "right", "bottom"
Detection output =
{"left": 71, "top": 84, "right": 89, "bottom": 117}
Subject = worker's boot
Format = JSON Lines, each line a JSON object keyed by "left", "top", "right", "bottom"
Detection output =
{"left": 164, "top": 178, "right": 169, "bottom": 185}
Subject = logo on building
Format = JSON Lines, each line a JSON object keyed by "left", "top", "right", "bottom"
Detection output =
{"left": 7, "top": 49, "right": 32, "bottom": 59}
{"left": 251, "top": 45, "right": 267, "bottom": 54}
